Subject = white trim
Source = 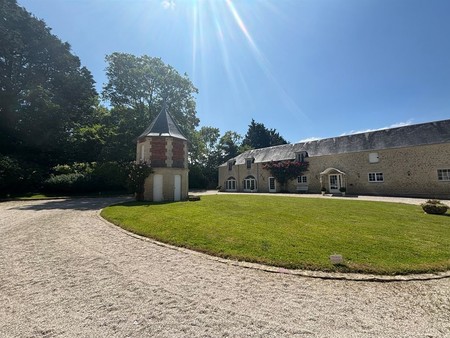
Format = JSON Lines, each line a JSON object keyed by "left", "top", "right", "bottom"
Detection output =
{"left": 225, "top": 177, "right": 237, "bottom": 191}
{"left": 329, "top": 174, "right": 342, "bottom": 193}
{"left": 320, "top": 167, "right": 346, "bottom": 175}
{"left": 243, "top": 176, "right": 257, "bottom": 192}
{"left": 437, "top": 169, "right": 450, "bottom": 181}
{"left": 368, "top": 172, "right": 384, "bottom": 182}
{"left": 268, "top": 177, "right": 276, "bottom": 192}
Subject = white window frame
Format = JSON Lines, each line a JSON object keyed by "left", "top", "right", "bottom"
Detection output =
{"left": 368, "top": 172, "right": 384, "bottom": 182}
{"left": 268, "top": 177, "right": 276, "bottom": 192}
{"left": 246, "top": 158, "right": 253, "bottom": 169}
{"left": 297, "top": 176, "right": 307, "bottom": 184}
{"left": 243, "top": 176, "right": 257, "bottom": 191}
{"left": 228, "top": 161, "right": 233, "bottom": 171}
{"left": 295, "top": 151, "right": 308, "bottom": 162}
{"left": 437, "top": 169, "right": 450, "bottom": 181}
{"left": 225, "top": 177, "right": 237, "bottom": 191}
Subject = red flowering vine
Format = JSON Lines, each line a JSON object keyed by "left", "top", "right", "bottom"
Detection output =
{"left": 262, "top": 160, "right": 309, "bottom": 188}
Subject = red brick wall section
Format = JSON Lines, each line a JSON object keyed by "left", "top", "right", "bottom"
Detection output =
{"left": 150, "top": 138, "right": 167, "bottom": 167}
{"left": 172, "top": 139, "right": 186, "bottom": 168}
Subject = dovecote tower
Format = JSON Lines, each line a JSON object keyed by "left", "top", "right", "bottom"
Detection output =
{"left": 136, "top": 102, "right": 189, "bottom": 201}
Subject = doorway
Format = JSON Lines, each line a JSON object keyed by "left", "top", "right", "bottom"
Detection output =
{"left": 174, "top": 175, "right": 181, "bottom": 201}
{"left": 153, "top": 174, "right": 163, "bottom": 202}
{"left": 329, "top": 174, "right": 342, "bottom": 194}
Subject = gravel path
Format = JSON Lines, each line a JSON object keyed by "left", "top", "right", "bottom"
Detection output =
{"left": 0, "top": 197, "right": 449, "bottom": 338}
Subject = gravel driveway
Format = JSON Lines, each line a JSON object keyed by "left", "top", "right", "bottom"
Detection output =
{"left": 0, "top": 197, "right": 449, "bottom": 338}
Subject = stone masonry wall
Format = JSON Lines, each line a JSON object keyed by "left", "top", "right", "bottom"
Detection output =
{"left": 219, "top": 143, "right": 450, "bottom": 199}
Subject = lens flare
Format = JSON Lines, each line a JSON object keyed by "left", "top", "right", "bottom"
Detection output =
{"left": 189, "top": 0, "right": 307, "bottom": 121}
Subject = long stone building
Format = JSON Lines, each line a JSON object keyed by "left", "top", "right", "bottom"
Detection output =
{"left": 218, "top": 119, "right": 450, "bottom": 199}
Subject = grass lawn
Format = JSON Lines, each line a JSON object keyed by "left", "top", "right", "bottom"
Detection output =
{"left": 101, "top": 195, "right": 450, "bottom": 275}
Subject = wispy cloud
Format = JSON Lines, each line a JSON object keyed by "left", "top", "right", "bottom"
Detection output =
{"left": 298, "top": 137, "right": 322, "bottom": 143}
{"left": 339, "top": 120, "right": 414, "bottom": 136}
{"left": 161, "top": 0, "right": 175, "bottom": 10}
{"left": 297, "top": 120, "right": 415, "bottom": 143}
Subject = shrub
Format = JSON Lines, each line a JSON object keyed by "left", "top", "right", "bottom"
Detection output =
{"left": 92, "top": 162, "right": 128, "bottom": 191}
{"left": 421, "top": 200, "right": 448, "bottom": 215}
{"left": 43, "top": 173, "right": 91, "bottom": 193}
{"left": 43, "top": 161, "right": 128, "bottom": 194}
{"left": 127, "top": 161, "right": 153, "bottom": 200}
{"left": 0, "top": 155, "right": 44, "bottom": 195}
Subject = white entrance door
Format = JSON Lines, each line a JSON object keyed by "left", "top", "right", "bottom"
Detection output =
{"left": 153, "top": 174, "right": 163, "bottom": 202}
{"left": 329, "top": 174, "right": 341, "bottom": 194}
{"left": 174, "top": 175, "right": 181, "bottom": 201}
{"left": 268, "top": 177, "right": 276, "bottom": 192}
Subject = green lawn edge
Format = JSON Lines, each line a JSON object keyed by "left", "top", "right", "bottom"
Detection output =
{"left": 101, "top": 195, "right": 450, "bottom": 275}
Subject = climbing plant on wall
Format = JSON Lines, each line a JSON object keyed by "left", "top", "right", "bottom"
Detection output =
{"left": 262, "top": 160, "right": 309, "bottom": 191}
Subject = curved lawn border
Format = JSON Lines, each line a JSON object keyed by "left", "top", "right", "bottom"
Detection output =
{"left": 100, "top": 195, "right": 450, "bottom": 280}
{"left": 98, "top": 210, "right": 450, "bottom": 282}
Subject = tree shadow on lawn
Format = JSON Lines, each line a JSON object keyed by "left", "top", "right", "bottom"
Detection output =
{"left": 9, "top": 196, "right": 132, "bottom": 211}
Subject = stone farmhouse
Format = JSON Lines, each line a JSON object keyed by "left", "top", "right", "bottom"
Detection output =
{"left": 218, "top": 119, "right": 450, "bottom": 199}
{"left": 136, "top": 103, "right": 189, "bottom": 202}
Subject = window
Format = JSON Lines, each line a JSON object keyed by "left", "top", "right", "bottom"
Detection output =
{"left": 246, "top": 158, "right": 253, "bottom": 169}
{"left": 225, "top": 177, "right": 237, "bottom": 191}
{"left": 297, "top": 176, "right": 307, "bottom": 184}
{"left": 268, "top": 177, "right": 276, "bottom": 191}
{"left": 368, "top": 172, "right": 384, "bottom": 182}
{"left": 437, "top": 169, "right": 450, "bottom": 181}
{"left": 244, "top": 176, "right": 257, "bottom": 191}
{"left": 295, "top": 151, "right": 308, "bottom": 162}
{"left": 228, "top": 161, "right": 233, "bottom": 171}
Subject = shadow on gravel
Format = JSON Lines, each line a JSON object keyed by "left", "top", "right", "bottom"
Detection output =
{"left": 10, "top": 196, "right": 132, "bottom": 211}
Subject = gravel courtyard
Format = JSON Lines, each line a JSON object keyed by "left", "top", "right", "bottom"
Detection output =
{"left": 0, "top": 197, "right": 449, "bottom": 338}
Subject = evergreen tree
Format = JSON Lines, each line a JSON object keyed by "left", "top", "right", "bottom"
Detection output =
{"left": 242, "top": 119, "right": 288, "bottom": 149}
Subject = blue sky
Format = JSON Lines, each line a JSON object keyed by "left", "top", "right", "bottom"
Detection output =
{"left": 18, "top": 0, "right": 450, "bottom": 143}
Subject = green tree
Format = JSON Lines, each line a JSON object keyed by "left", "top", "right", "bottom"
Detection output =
{"left": 242, "top": 119, "right": 288, "bottom": 150}
{"left": 188, "top": 128, "right": 243, "bottom": 189}
{"left": 102, "top": 53, "right": 200, "bottom": 160}
{"left": 0, "top": 0, "right": 98, "bottom": 166}
{"left": 217, "top": 131, "right": 242, "bottom": 163}
{"left": 189, "top": 127, "right": 220, "bottom": 189}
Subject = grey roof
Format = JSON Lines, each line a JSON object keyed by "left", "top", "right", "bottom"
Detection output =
{"left": 220, "top": 119, "right": 450, "bottom": 167}
{"left": 138, "top": 103, "right": 187, "bottom": 140}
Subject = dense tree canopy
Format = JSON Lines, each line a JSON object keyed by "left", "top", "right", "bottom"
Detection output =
{"left": 101, "top": 53, "right": 200, "bottom": 160}
{"left": 0, "top": 0, "right": 98, "bottom": 165}
{"left": 242, "top": 119, "right": 288, "bottom": 150}
{"left": 0, "top": 1, "right": 291, "bottom": 194}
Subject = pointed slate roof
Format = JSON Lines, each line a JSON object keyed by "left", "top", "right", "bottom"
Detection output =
{"left": 138, "top": 102, "right": 187, "bottom": 140}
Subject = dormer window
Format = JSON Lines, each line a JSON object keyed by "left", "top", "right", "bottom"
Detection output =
{"left": 245, "top": 157, "right": 254, "bottom": 169}
{"left": 295, "top": 151, "right": 308, "bottom": 162}
{"left": 227, "top": 160, "right": 235, "bottom": 171}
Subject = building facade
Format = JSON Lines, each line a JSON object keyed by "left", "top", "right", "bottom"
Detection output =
{"left": 136, "top": 103, "right": 189, "bottom": 202}
{"left": 218, "top": 119, "right": 450, "bottom": 199}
